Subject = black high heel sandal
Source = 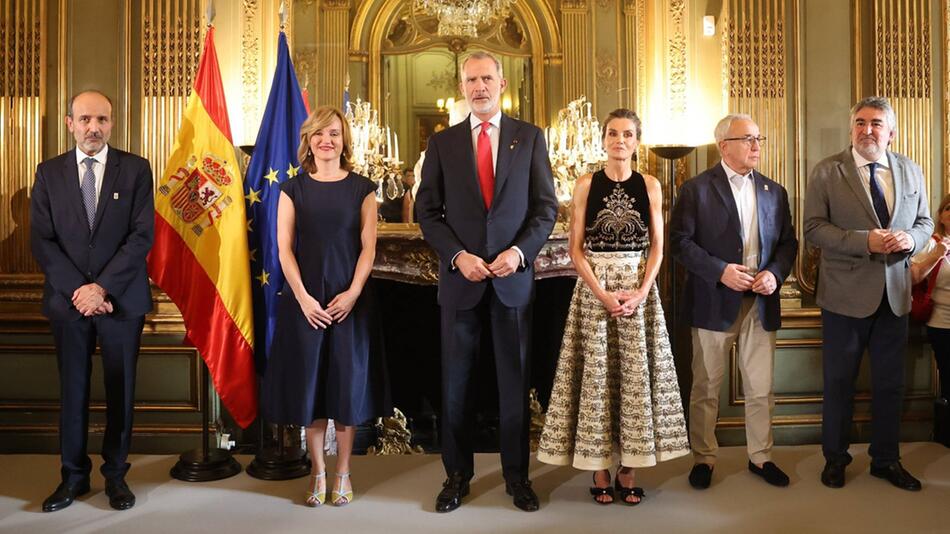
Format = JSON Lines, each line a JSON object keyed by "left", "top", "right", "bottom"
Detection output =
{"left": 589, "top": 470, "right": 614, "bottom": 505}
{"left": 614, "top": 475, "right": 645, "bottom": 505}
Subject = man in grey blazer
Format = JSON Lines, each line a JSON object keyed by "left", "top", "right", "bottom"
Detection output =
{"left": 804, "top": 96, "right": 932, "bottom": 491}
{"left": 671, "top": 114, "right": 798, "bottom": 490}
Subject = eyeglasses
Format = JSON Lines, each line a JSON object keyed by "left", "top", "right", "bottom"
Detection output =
{"left": 723, "top": 135, "right": 767, "bottom": 146}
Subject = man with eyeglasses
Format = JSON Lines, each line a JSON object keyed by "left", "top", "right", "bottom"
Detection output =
{"left": 804, "top": 96, "right": 932, "bottom": 491}
{"left": 671, "top": 113, "right": 798, "bottom": 490}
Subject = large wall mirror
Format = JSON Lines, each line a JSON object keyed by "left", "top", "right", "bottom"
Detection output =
{"left": 356, "top": 1, "right": 547, "bottom": 226}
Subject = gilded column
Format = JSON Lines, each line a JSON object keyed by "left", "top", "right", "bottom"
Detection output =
{"left": 318, "top": 0, "right": 349, "bottom": 108}
{"left": 561, "top": 0, "right": 593, "bottom": 103}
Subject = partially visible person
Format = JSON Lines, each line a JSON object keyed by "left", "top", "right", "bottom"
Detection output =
{"left": 804, "top": 96, "right": 932, "bottom": 491}
{"left": 537, "top": 109, "right": 689, "bottom": 505}
{"left": 910, "top": 194, "right": 950, "bottom": 447}
{"left": 401, "top": 169, "right": 416, "bottom": 223}
{"left": 31, "top": 90, "right": 155, "bottom": 512}
{"left": 671, "top": 113, "right": 798, "bottom": 490}
{"left": 261, "top": 106, "right": 389, "bottom": 507}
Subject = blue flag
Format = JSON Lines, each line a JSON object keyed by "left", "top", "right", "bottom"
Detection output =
{"left": 244, "top": 31, "right": 309, "bottom": 372}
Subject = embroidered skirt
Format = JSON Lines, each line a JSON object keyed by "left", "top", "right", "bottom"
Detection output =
{"left": 537, "top": 251, "right": 690, "bottom": 470}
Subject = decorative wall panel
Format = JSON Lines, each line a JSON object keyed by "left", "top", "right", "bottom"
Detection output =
{"left": 866, "top": 0, "right": 933, "bottom": 193}
{"left": 0, "top": 0, "right": 44, "bottom": 274}
{"left": 139, "top": 0, "right": 202, "bottom": 184}
{"left": 722, "top": 0, "right": 789, "bottom": 188}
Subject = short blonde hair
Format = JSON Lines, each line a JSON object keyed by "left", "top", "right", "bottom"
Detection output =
{"left": 297, "top": 106, "right": 353, "bottom": 173}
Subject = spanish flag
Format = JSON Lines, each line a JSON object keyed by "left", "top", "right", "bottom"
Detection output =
{"left": 147, "top": 27, "right": 257, "bottom": 428}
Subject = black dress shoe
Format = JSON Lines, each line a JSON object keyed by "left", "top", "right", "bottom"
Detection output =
{"left": 688, "top": 463, "right": 713, "bottom": 489}
{"left": 821, "top": 461, "right": 846, "bottom": 488}
{"left": 870, "top": 462, "right": 922, "bottom": 492}
{"left": 42, "top": 480, "right": 90, "bottom": 512}
{"left": 435, "top": 472, "right": 470, "bottom": 513}
{"left": 505, "top": 479, "right": 539, "bottom": 512}
{"left": 748, "top": 461, "right": 790, "bottom": 487}
{"left": 105, "top": 479, "right": 136, "bottom": 510}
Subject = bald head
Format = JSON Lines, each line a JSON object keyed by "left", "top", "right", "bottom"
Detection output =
{"left": 66, "top": 91, "right": 113, "bottom": 156}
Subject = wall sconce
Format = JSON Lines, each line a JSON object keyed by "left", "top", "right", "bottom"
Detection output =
{"left": 501, "top": 94, "right": 513, "bottom": 113}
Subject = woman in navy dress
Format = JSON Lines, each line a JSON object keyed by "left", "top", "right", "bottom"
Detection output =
{"left": 262, "top": 106, "right": 387, "bottom": 507}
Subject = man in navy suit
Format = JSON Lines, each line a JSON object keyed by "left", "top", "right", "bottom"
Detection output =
{"left": 416, "top": 51, "right": 557, "bottom": 512}
{"left": 31, "top": 90, "right": 154, "bottom": 512}
{"left": 671, "top": 114, "right": 798, "bottom": 490}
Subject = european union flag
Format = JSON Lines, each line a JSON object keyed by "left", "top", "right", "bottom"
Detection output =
{"left": 244, "top": 31, "right": 309, "bottom": 372}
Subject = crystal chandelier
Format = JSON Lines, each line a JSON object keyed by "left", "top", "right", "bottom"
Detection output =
{"left": 345, "top": 98, "right": 405, "bottom": 202}
{"left": 546, "top": 97, "right": 607, "bottom": 202}
{"left": 414, "top": 0, "right": 517, "bottom": 38}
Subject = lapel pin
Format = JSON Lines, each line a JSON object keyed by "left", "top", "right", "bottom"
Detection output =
{"left": 113, "top": 192, "right": 119, "bottom": 199}
{"left": 509, "top": 139, "right": 518, "bottom": 150}
{"left": 764, "top": 184, "right": 769, "bottom": 191}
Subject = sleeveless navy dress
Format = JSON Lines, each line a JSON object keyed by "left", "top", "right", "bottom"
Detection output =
{"left": 262, "top": 172, "right": 389, "bottom": 426}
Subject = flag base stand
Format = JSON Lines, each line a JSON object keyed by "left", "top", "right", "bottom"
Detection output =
{"left": 247, "top": 424, "right": 311, "bottom": 480}
{"left": 170, "top": 361, "right": 242, "bottom": 482}
{"left": 170, "top": 448, "right": 243, "bottom": 482}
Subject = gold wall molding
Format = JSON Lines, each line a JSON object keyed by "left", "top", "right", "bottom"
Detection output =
{"left": 139, "top": 0, "right": 202, "bottom": 184}
{"left": 0, "top": 0, "right": 44, "bottom": 275}
{"left": 722, "top": 0, "right": 789, "bottom": 189}
{"left": 668, "top": 0, "right": 687, "bottom": 118}
{"left": 316, "top": 0, "right": 349, "bottom": 108}
{"left": 354, "top": 0, "right": 555, "bottom": 125}
{"left": 561, "top": 0, "right": 592, "bottom": 104}
{"left": 856, "top": 0, "right": 934, "bottom": 194}
{"left": 242, "top": 0, "right": 262, "bottom": 141}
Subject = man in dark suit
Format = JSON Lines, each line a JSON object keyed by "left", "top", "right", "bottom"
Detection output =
{"left": 804, "top": 96, "right": 932, "bottom": 491}
{"left": 416, "top": 51, "right": 557, "bottom": 512}
{"left": 31, "top": 90, "right": 154, "bottom": 511}
{"left": 671, "top": 114, "right": 798, "bottom": 490}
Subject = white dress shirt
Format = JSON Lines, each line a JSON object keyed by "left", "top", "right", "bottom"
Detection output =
{"left": 452, "top": 111, "right": 524, "bottom": 269}
{"left": 76, "top": 145, "right": 109, "bottom": 211}
{"left": 469, "top": 111, "right": 501, "bottom": 171}
{"left": 851, "top": 147, "right": 894, "bottom": 220}
{"left": 722, "top": 160, "right": 760, "bottom": 271}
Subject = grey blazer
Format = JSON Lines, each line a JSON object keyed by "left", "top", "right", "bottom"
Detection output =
{"left": 803, "top": 147, "right": 933, "bottom": 318}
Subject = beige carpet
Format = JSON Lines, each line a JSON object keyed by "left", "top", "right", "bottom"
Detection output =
{"left": 0, "top": 442, "right": 948, "bottom": 534}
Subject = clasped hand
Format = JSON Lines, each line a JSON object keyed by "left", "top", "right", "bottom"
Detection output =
{"left": 720, "top": 264, "right": 778, "bottom": 295}
{"left": 868, "top": 229, "right": 914, "bottom": 254}
{"left": 298, "top": 289, "right": 360, "bottom": 329}
{"left": 456, "top": 250, "right": 520, "bottom": 282}
{"left": 72, "top": 283, "right": 112, "bottom": 316}
{"left": 598, "top": 288, "right": 647, "bottom": 318}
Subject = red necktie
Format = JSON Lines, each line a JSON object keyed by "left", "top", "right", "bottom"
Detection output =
{"left": 476, "top": 121, "right": 494, "bottom": 209}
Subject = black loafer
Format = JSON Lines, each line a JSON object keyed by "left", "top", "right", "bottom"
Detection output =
{"left": 105, "top": 478, "right": 136, "bottom": 510}
{"left": 870, "top": 462, "right": 922, "bottom": 492}
{"left": 435, "top": 472, "right": 471, "bottom": 513}
{"left": 688, "top": 463, "right": 713, "bottom": 489}
{"left": 821, "top": 461, "right": 846, "bottom": 488}
{"left": 748, "top": 461, "right": 790, "bottom": 487}
{"left": 42, "top": 480, "right": 91, "bottom": 512}
{"left": 505, "top": 479, "right": 539, "bottom": 512}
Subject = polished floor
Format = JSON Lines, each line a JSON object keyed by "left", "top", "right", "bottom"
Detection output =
{"left": 0, "top": 442, "right": 948, "bottom": 534}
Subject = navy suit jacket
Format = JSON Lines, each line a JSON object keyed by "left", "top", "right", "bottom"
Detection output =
{"left": 416, "top": 114, "right": 558, "bottom": 309}
{"left": 30, "top": 147, "right": 155, "bottom": 321}
{"left": 670, "top": 163, "right": 798, "bottom": 332}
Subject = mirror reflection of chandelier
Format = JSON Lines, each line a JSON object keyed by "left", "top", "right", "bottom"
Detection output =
{"left": 414, "top": 0, "right": 517, "bottom": 37}
{"left": 345, "top": 98, "right": 406, "bottom": 202}
{"left": 547, "top": 97, "right": 607, "bottom": 202}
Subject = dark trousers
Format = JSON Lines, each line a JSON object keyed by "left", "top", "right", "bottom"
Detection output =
{"left": 51, "top": 315, "right": 144, "bottom": 485}
{"left": 440, "top": 285, "right": 531, "bottom": 482}
{"left": 821, "top": 294, "right": 907, "bottom": 468}
{"left": 925, "top": 326, "right": 950, "bottom": 398}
